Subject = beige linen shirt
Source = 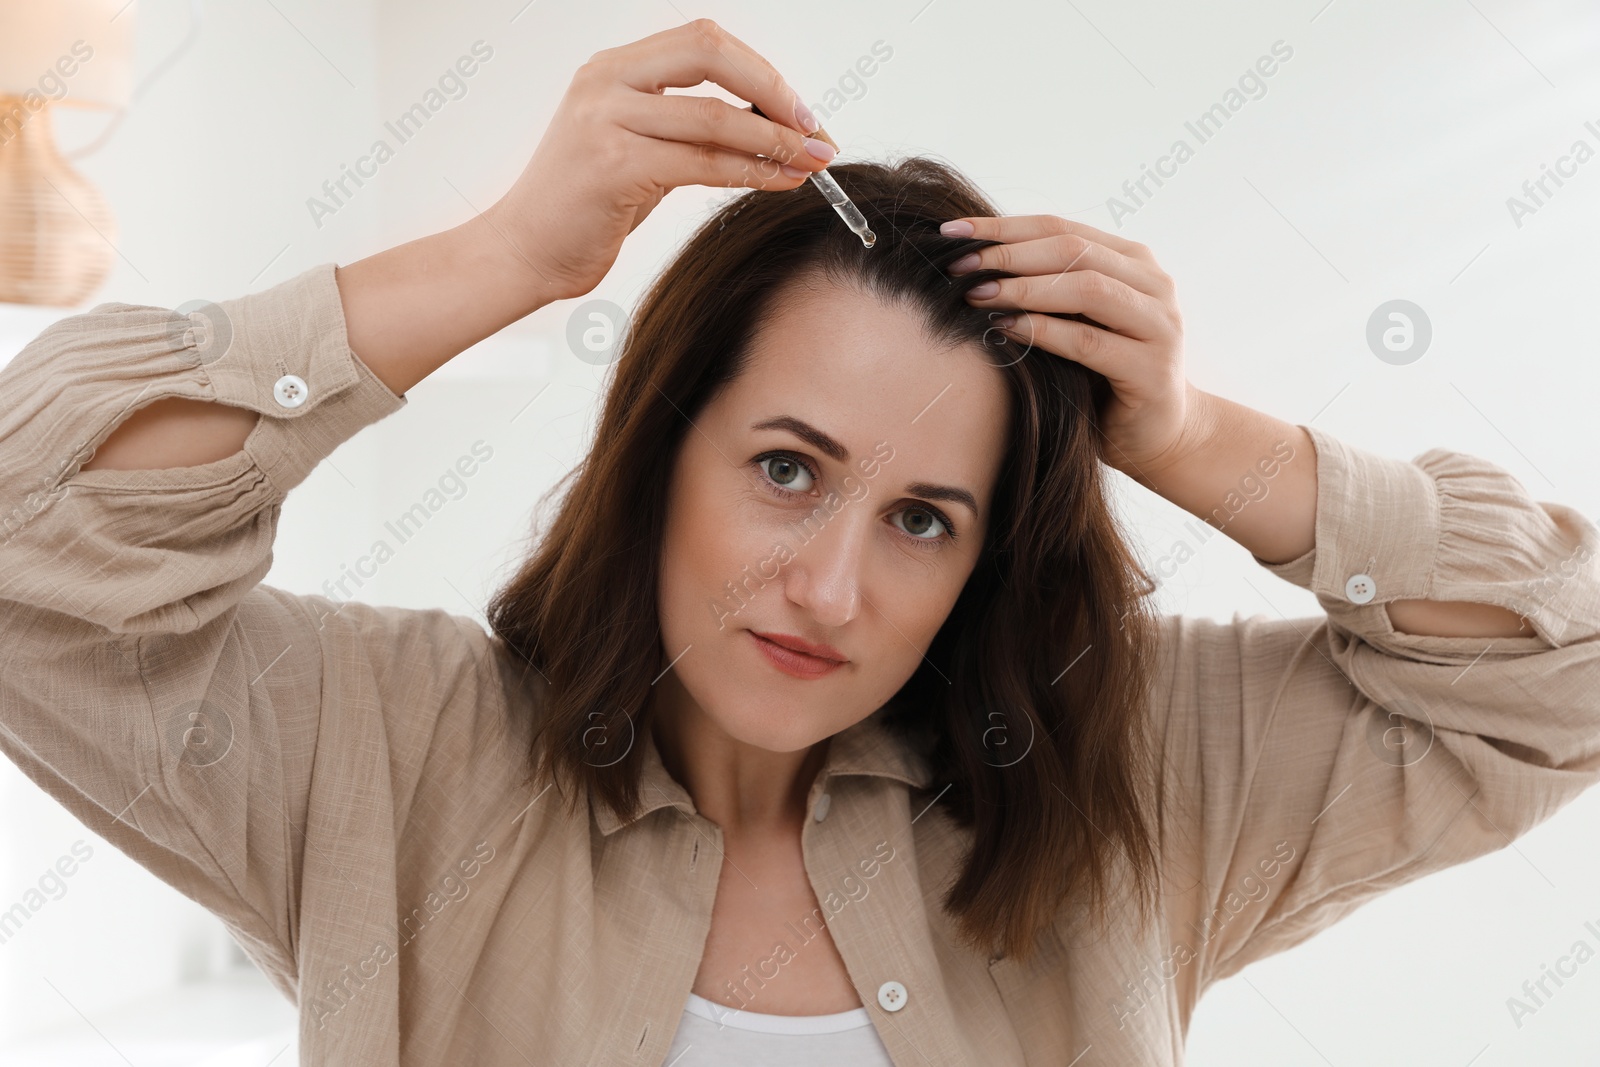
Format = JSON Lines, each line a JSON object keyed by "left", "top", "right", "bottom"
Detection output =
{"left": 2, "top": 263, "right": 1599, "bottom": 1066}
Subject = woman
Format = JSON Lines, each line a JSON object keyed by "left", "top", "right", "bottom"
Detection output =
{"left": 2, "top": 19, "right": 1597, "bottom": 1067}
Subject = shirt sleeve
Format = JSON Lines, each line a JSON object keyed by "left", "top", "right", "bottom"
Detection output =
{"left": 1150, "top": 422, "right": 1600, "bottom": 1009}
{"left": 0, "top": 263, "right": 495, "bottom": 994}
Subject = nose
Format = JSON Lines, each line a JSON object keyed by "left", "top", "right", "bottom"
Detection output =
{"left": 782, "top": 508, "right": 866, "bottom": 629}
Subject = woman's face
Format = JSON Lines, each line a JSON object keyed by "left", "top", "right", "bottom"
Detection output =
{"left": 655, "top": 273, "right": 1011, "bottom": 753}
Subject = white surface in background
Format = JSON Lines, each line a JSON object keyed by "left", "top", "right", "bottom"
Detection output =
{"left": 0, "top": 309, "right": 69, "bottom": 370}
{"left": 0, "top": 969, "right": 296, "bottom": 1066}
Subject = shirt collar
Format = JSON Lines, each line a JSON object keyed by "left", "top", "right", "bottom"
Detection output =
{"left": 590, "top": 706, "right": 934, "bottom": 837}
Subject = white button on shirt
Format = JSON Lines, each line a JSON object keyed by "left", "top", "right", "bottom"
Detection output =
{"left": 813, "top": 792, "right": 832, "bottom": 822}
{"left": 1345, "top": 572, "right": 1377, "bottom": 604}
{"left": 273, "top": 374, "right": 308, "bottom": 408}
{"left": 876, "top": 980, "right": 907, "bottom": 1012}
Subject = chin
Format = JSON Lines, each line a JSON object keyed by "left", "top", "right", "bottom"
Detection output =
{"left": 703, "top": 683, "right": 840, "bottom": 753}
{"left": 679, "top": 639, "right": 851, "bottom": 753}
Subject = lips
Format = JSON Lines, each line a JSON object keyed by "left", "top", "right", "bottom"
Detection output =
{"left": 750, "top": 631, "right": 847, "bottom": 662}
{"left": 748, "top": 631, "right": 846, "bottom": 679}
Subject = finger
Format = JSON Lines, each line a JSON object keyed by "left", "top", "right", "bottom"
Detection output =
{"left": 598, "top": 19, "right": 814, "bottom": 135}
{"left": 947, "top": 213, "right": 1151, "bottom": 261}
{"left": 642, "top": 136, "right": 812, "bottom": 193}
{"left": 953, "top": 231, "right": 1170, "bottom": 301}
{"left": 967, "top": 271, "right": 1164, "bottom": 339}
{"left": 995, "top": 311, "right": 1144, "bottom": 382}
{"left": 748, "top": 104, "right": 837, "bottom": 154}
{"left": 614, "top": 94, "right": 827, "bottom": 174}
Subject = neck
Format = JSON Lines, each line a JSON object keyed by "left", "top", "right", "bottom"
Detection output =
{"left": 649, "top": 673, "right": 830, "bottom": 835}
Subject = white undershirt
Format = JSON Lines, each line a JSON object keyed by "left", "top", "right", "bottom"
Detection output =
{"left": 663, "top": 992, "right": 895, "bottom": 1065}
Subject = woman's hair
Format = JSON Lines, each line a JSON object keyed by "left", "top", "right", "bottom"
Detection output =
{"left": 485, "top": 157, "right": 1165, "bottom": 962}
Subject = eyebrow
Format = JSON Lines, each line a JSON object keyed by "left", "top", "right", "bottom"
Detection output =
{"left": 750, "top": 415, "right": 981, "bottom": 518}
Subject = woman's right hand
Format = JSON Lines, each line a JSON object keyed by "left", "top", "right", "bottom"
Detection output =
{"left": 486, "top": 19, "right": 836, "bottom": 304}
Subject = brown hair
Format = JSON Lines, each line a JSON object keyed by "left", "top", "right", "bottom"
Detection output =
{"left": 485, "top": 157, "right": 1164, "bottom": 962}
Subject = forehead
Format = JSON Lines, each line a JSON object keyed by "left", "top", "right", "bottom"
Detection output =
{"left": 710, "top": 273, "right": 1012, "bottom": 509}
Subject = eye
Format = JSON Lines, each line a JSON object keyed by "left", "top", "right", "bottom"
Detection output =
{"left": 756, "top": 452, "right": 815, "bottom": 493}
{"left": 892, "top": 506, "right": 956, "bottom": 548}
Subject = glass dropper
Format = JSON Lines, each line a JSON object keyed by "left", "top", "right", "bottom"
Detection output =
{"left": 808, "top": 167, "right": 875, "bottom": 248}
{"left": 751, "top": 105, "right": 875, "bottom": 248}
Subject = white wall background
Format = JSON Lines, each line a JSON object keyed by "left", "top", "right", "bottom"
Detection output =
{"left": 1, "top": 0, "right": 1597, "bottom": 1063}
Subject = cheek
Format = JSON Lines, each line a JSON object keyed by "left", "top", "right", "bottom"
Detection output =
{"left": 658, "top": 469, "right": 776, "bottom": 636}
{"left": 874, "top": 547, "right": 967, "bottom": 625}
{"left": 855, "top": 576, "right": 966, "bottom": 696}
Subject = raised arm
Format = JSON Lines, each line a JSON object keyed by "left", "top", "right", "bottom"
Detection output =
{"left": 1117, "top": 388, "right": 1536, "bottom": 640}
{"left": 79, "top": 17, "right": 835, "bottom": 475}
{"left": 940, "top": 209, "right": 1536, "bottom": 640}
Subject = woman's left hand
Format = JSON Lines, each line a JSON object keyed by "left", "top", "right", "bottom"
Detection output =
{"left": 944, "top": 214, "right": 1207, "bottom": 479}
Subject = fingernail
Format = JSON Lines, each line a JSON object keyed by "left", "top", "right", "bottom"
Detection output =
{"left": 994, "top": 313, "right": 1018, "bottom": 328}
{"left": 804, "top": 137, "right": 836, "bottom": 163}
{"left": 948, "top": 252, "right": 980, "bottom": 274}
{"left": 793, "top": 97, "right": 819, "bottom": 135}
{"left": 968, "top": 280, "right": 999, "bottom": 298}
{"left": 940, "top": 220, "right": 975, "bottom": 236}
{"left": 780, "top": 163, "right": 808, "bottom": 179}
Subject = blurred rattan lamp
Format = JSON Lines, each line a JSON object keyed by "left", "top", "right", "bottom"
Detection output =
{"left": 0, "top": 0, "right": 134, "bottom": 307}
